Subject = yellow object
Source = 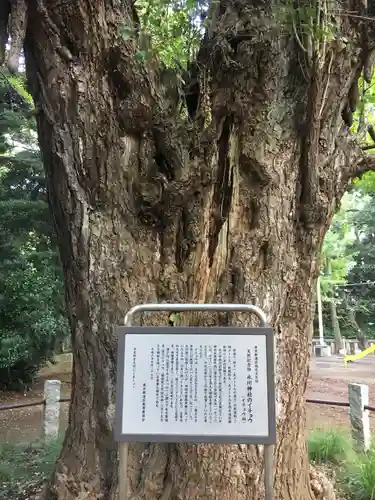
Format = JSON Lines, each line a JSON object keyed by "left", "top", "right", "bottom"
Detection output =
{"left": 344, "top": 343, "right": 375, "bottom": 367}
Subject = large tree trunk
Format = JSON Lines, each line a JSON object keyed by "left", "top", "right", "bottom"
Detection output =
{"left": 6, "top": 0, "right": 375, "bottom": 499}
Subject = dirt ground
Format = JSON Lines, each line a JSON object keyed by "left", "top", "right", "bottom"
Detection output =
{"left": 1, "top": 353, "right": 375, "bottom": 443}
{"left": 306, "top": 355, "right": 375, "bottom": 433}
{"left": 0, "top": 355, "right": 72, "bottom": 443}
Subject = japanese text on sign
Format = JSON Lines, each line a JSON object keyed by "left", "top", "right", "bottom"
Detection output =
{"left": 120, "top": 334, "right": 270, "bottom": 438}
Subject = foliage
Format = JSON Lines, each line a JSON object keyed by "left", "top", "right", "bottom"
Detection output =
{"left": 352, "top": 76, "right": 375, "bottom": 145}
{"left": 344, "top": 448, "right": 375, "bottom": 500}
{"left": 307, "top": 430, "right": 353, "bottom": 465}
{"left": 0, "top": 222, "right": 68, "bottom": 389}
{"left": 354, "top": 171, "right": 375, "bottom": 194}
{"left": 320, "top": 193, "right": 356, "bottom": 295}
{"left": 0, "top": 71, "right": 68, "bottom": 390}
{"left": 312, "top": 20, "right": 375, "bottom": 340}
{"left": 343, "top": 195, "right": 375, "bottom": 328}
{"left": 0, "top": 437, "right": 62, "bottom": 500}
{"left": 318, "top": 184, "right": 375, "bottom": 340}
{"left": 317, "top": 193, "right": 359, "bottom": 339}
{"left": 346, "top": 173, "right": 375, "bottom": 338}
{"left": 307, "top": 430, "right": 375, "bottom": 500}
{"left": 0, "top": 72, "right": 43, "bottom": 201}
{"left": 119, "top": 0, "right": 204, "bottom": 68}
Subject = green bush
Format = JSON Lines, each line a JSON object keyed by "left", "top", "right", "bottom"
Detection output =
{"left": 0, "top": 76, "right": 69, "bottom": 391}
{"left": 344, "top": 448, "right": 375, "bottom": 500}
{"left": 0, "top": 437, "right": 62, "bottom": 499}
{"left": 308, "top": 429, "right": 353, "bottom": 465}
{"left": 308, "top": 429, "right": 375, "bottom": 499}
{"left": 0, "top": 204, "right": 69, "bottom": 390}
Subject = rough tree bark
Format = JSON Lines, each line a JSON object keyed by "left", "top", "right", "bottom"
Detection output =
{"left": 2, "top": 1, "right": 375, "bottom": 499}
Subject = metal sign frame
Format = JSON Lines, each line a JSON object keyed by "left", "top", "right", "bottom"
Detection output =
{"left": 116, "top": 303, "right": 276, "bottom": 500}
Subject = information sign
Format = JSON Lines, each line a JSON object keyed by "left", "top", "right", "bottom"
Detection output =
{"left": 115, "top": 327, "right": 276, "bottom": 444}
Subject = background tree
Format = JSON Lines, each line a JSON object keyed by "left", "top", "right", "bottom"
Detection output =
{"left": 315, "top": 72, "right": 375, "bottom": 346}
{"left": 316, "top": 192, "right": 356, "bottom": 345}
{"left": 3, "top": 1, "right": 375, "bottom": 500}
{"left": 319, "top": 226, "right": 349, "bottom": 349}
{"left": 317, "top": 172, "right": 375, "bottom": 345}
{"left": 0, "top": 71, "right": 68, "bottom": 389}
{"left": 345, "top": 187, "right": 375, "bottom": 344}
{"left": 339, "top": 68, "right": 375, "bottom": 343}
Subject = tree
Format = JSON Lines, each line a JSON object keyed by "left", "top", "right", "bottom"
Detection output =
{"left": 0, "top": 72, "right": 68, "bottom": 389}
{"left": 345, "top": 190, "right": 375, "bottom": 342}
{"left": 319, "top": 175, "right": 375, "bottom": 344}
{"left": 317, "top": 193, "right": 357, "bottom": 346}
{"left": 316, "top": 66, "right": 375, "bottom": 345}
{"left": 323, "top": 174, "right": 375, "bottom": 341}
{"left": 320, "top": 204, "right": 349, "bottom": 348}
{"left": 3, "top": 1, "right": 375, "bottom": 499}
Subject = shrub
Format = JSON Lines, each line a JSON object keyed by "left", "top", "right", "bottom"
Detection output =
{"left": 344, "top": 448, "right": 375, "bottom": 500}
{"left": 308, "top": 429, "right": 353, "bottom": 465}
{"left": 0, "top": 208, "right": 69, "bottom": 390}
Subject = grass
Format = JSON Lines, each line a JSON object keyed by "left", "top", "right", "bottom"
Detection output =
{"left": 308, "top": 429, "right": 353, "bottom": 465}
{"left": 0, "top": 437, "right": 62, "bottom": 500}
{"left": 308, "top": 429, "right": 375, "bottom": 500}
{"left": 344, "top": 452, "right": 375, "bottom": 500}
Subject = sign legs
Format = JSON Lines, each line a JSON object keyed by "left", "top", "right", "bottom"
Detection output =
{"left": 118, "top": 443, "right": 128, "bottom": 500}
{"left": 117, "top": 303, "right": 276, "bottom": 500}
{"left": 264, "top": 444, "right": 274, "bottom": 500}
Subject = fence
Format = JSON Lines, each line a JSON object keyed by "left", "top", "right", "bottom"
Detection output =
{"left": 312, "top": 338, "right": 375, "bottom": 357}
{"left": 1, "top": 380, "right": 375, "bottom": 451}
{"left": 307, "top": 383, "right": 375, "bottom": 451}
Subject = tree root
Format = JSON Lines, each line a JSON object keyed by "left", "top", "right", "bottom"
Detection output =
{"left": 309, "top": 465, "right": 337, "bottom": 500}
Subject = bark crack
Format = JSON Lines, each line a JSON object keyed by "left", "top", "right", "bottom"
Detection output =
{"left": 158, "top": 444, "right": 175, "bottom": 500}
{"left": 297, "top": 58, "right": 323, "bottom": 229}
{"left": 208, "top": 116, "right": 233, "bottom": 266}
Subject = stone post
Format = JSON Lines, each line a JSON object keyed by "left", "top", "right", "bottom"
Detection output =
{"left": 348, "top": 383, "right": 371, "bottom": 452}
{"left": 353, "top": 342, "right": 360, "bottom": 354}
{"left": 43, "top": 379, "right": 61, "bottom": 440}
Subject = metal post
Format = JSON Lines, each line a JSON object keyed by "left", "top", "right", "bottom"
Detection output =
{"left": 317, "top": 277, "right": 325, "bottom": 346}
{"left": 118, "top": 303, "right": 274, "bottom": 500}
{"left": 264, "top": 444, "right": 274, "bottom": 500}
{"left": 118, "top": 441, "right": 128, "bottom": 500}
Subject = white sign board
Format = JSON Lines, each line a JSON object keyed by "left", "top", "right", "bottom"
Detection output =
{"left": 114, "top": 327, "right": 276, "bottom": 444}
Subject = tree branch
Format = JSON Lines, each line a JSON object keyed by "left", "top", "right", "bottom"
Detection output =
{"left": 0, "top": 0, "right": 10, "bottom": 65}
{"left": 357, "top": 153, "right": 375, "bottom": 176}
{"left": 6, "top": 0, "right": 27, "bottom": 73}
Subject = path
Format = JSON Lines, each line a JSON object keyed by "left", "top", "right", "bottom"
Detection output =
{"left": 1, "top": 354, "right": 375, "bottom": 443}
